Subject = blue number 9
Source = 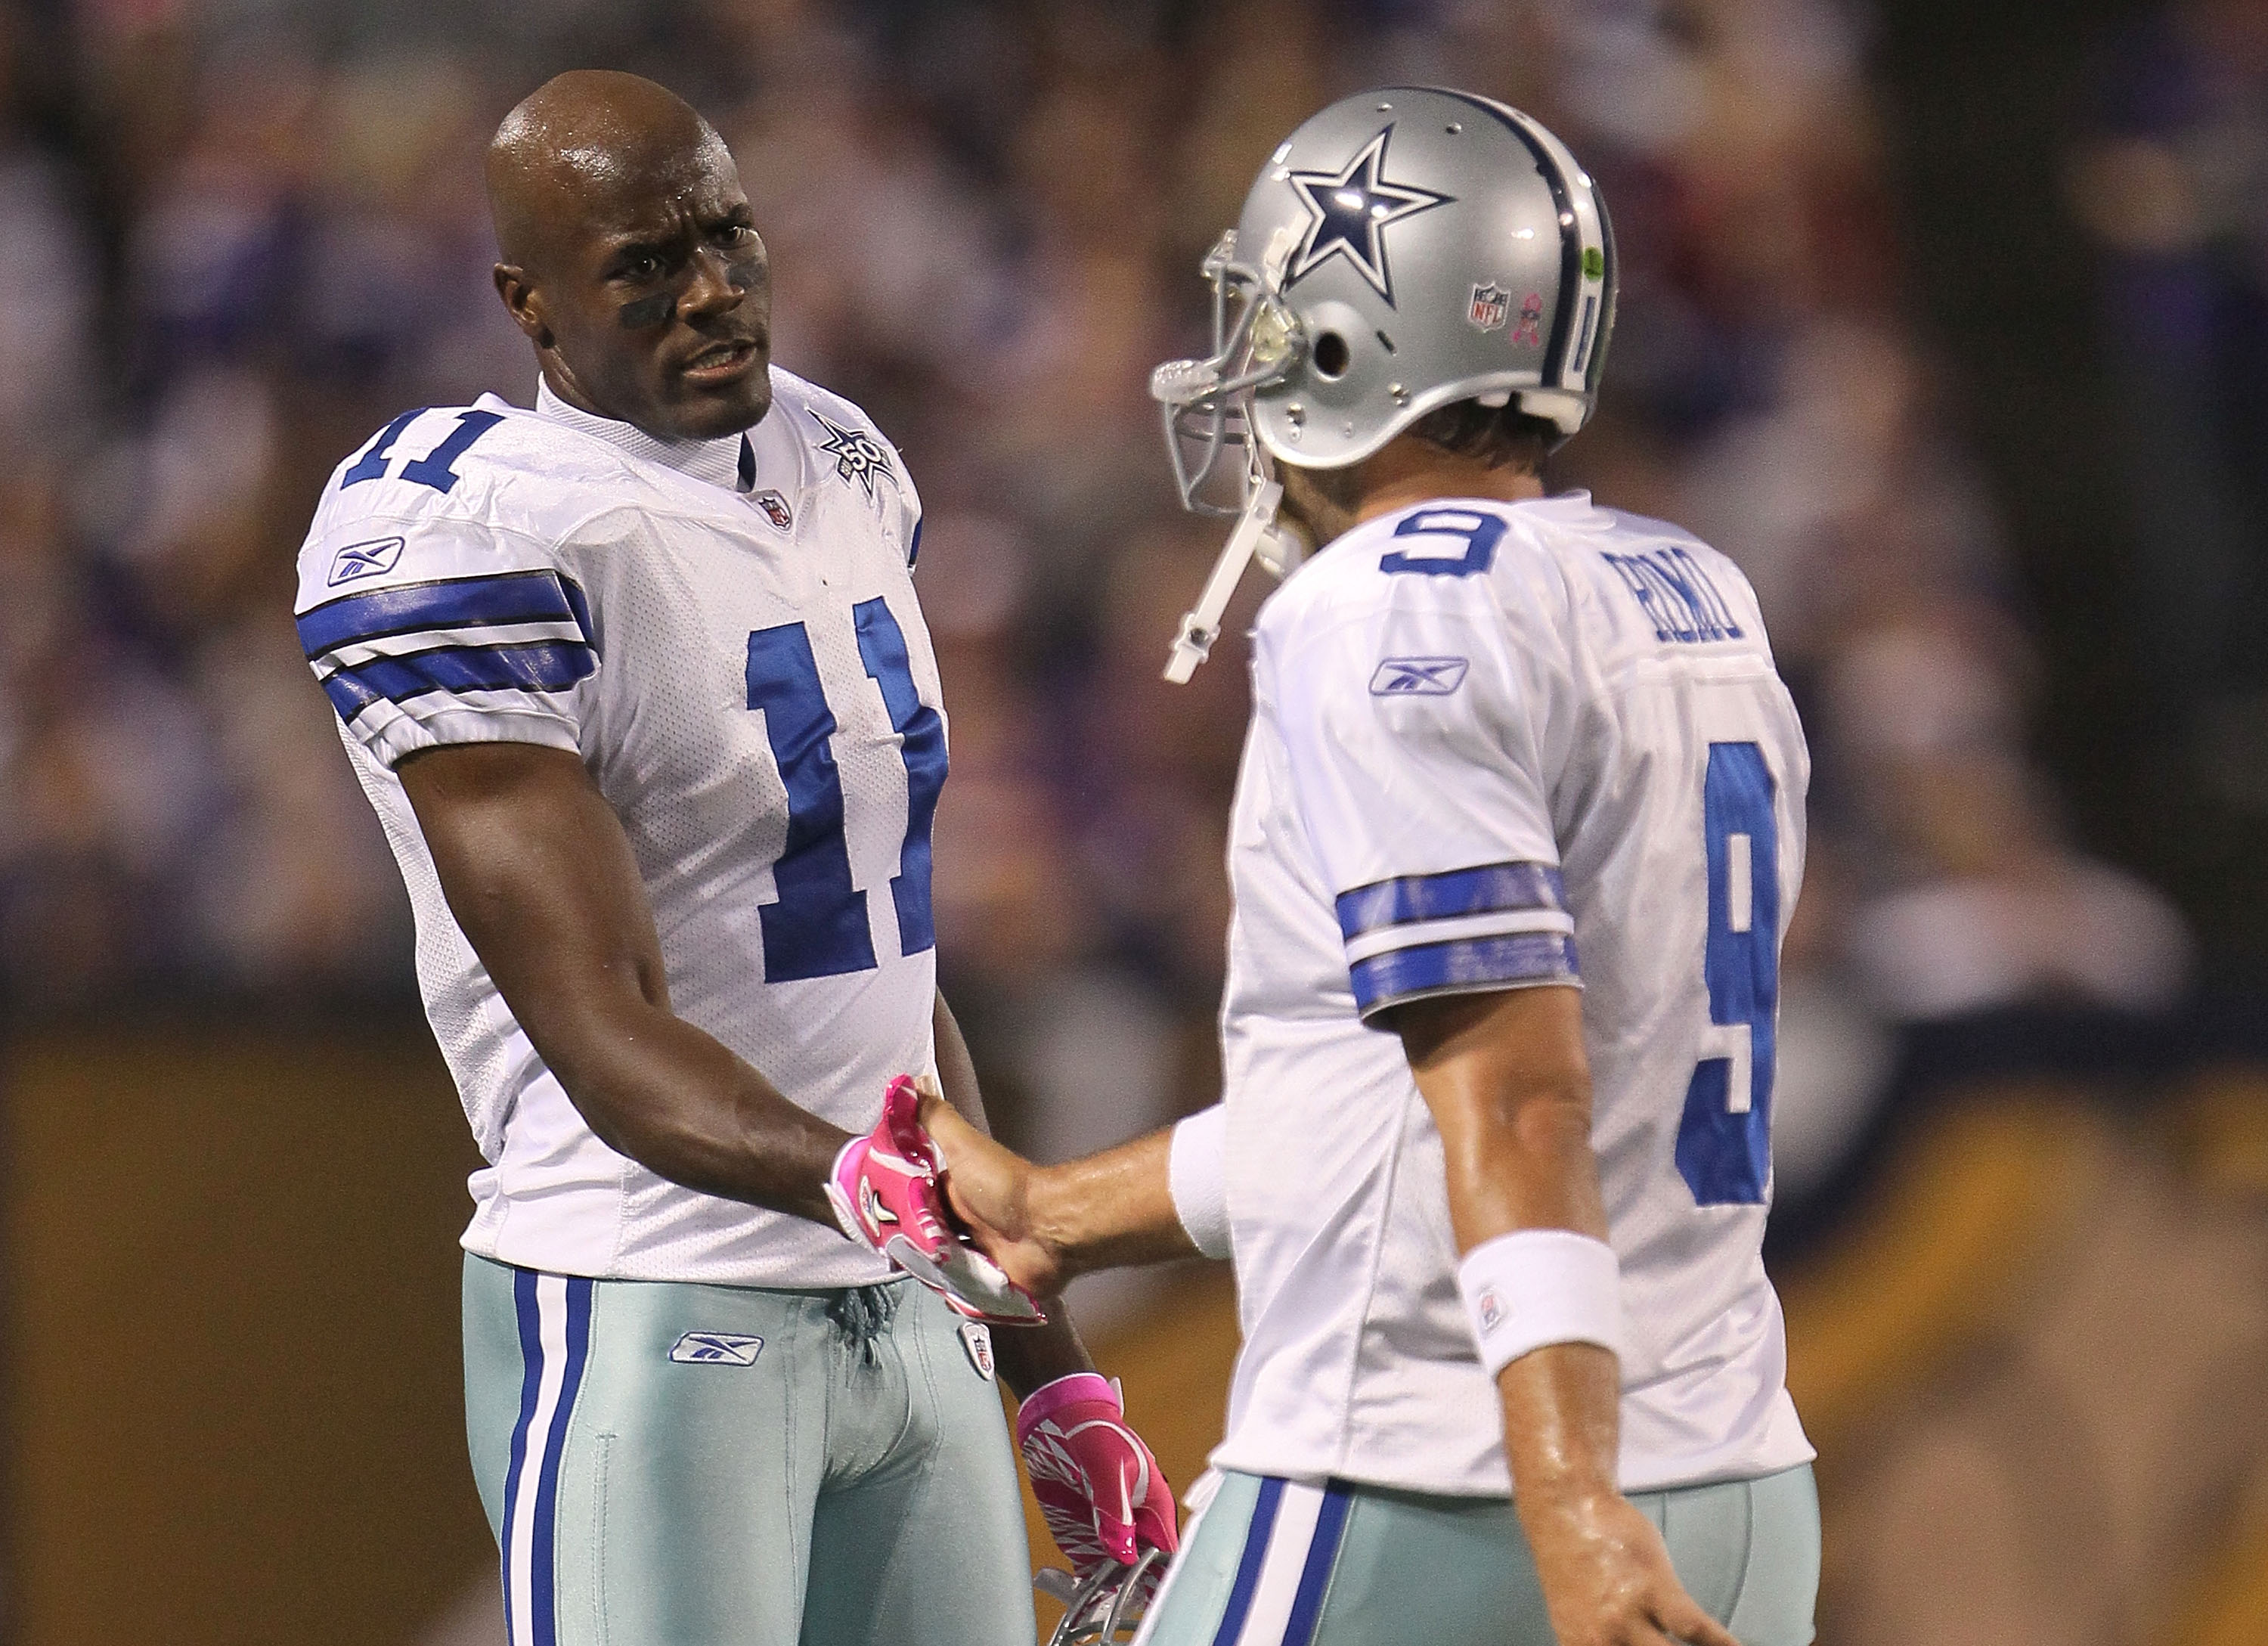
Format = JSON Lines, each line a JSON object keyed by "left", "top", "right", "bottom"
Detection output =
{"left": 1675, "top": 741, "right": 1779, "bottom": 1206}
{"left": 1379, "top": 507, "right": 1505, "bottom": 577}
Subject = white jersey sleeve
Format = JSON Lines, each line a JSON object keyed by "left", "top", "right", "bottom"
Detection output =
{"left": 1265, "top": 514, "right": 1579, "bottom": 1022}
{"left": 1168, "top": 1103, "right": 1232, "bottom": 1260}
{"left": 293, "top": 413, "right": 600, "bottom": 769}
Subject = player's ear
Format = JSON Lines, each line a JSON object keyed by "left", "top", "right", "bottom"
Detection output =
{"left": 494, "top": 263, "right": 554, "bottom": 349}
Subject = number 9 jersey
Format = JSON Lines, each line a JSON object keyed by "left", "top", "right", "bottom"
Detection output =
{"left": 1213, "top": 489, "right": 1816, "bottom": 1498}
{"left": 292, "top": 372, "right": 940, "bottom": 1288}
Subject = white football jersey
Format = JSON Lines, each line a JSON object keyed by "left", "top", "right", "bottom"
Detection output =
{"left": 293, "top": 371, "right": 943, "bottom": 1287}
{"left": 1211, "top": 491, "right": 1816, "bottom": 1497}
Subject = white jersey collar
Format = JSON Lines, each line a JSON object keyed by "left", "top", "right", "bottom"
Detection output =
{"left": 534, "top": 377, "right": 750, "bottom": 494}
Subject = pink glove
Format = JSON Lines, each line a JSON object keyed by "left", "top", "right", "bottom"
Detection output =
{"left": 824, "top": 1076, "right": 1046, "bottom": 1325}
{"left": 1018, "top": 1372, "right": 1179, "bottom": 1589}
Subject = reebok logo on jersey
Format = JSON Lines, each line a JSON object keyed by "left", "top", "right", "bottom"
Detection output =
{"left": 327, "top": 536, "right": 405, "bottom": 586}
{"left": 1370, "top": 656, "right": 1469, "bottom": 696}
{"left": 669, "top": 1331, "right": 764, "bottom": 1366}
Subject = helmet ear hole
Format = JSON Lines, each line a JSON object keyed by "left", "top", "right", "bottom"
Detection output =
{"left": 1312, "top": 331, "right": 1352, "bottom": 379}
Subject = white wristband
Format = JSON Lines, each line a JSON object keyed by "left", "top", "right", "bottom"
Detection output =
{"left": 1167, "top": 1105, "right": 1232, "bottom": 1260}
{"left": 1456, "top": 1228, "right": 1625, "bottom": 1377}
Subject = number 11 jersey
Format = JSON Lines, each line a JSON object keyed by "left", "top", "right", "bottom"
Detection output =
{"left": 1213, "top": 490, "right": 1816, "bottom": 1497}
{"left": 293, "top": 371, "right": 936, "bottom": 1288}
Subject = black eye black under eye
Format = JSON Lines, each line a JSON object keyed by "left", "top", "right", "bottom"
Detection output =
{"left": 617, "top": 290, "right": 676, "bottom": 330}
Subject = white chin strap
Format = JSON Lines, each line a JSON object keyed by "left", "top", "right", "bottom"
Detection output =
{"left": 1163, "top": 479, "right": 1303, "bottom": 684}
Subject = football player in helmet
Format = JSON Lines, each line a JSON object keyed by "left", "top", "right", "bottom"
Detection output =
{"left": 919, "top": 86, "right": 1821, "bottom": 1646}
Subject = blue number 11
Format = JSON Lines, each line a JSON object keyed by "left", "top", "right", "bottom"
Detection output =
{"left": 1675, "top": 741, "right": 1779, "bottom": 1206}
{"left": 743, "top": 600, "right": 945, "bottom": 983}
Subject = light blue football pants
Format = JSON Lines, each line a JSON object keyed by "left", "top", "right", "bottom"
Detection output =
{"left": 1134, "top": 1464, "right": 1819, "bottom": 1646}
{"left": 462, "top": 1254, "right": 1035, "bottom": 1646}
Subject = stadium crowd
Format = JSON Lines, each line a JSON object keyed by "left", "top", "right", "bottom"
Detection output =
{"left": 0, "top": 0, "right": 2203, "bottom": 1178}
{"left": 7, "top": 3, "right": 2268, "bottom": 1642}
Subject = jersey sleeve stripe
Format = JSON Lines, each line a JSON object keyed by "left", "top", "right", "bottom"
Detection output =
{"left": 1342, "top": 906, "right": 1573, "bottom": 965}
{"left": 1334, "top": 860, "right": 1566, "bottom": 941}
{"left": 296, "top": 569, "right": 590, "bottom": 659}
{"left": 314, "top": 619, "right": 590, "bottom": 672}
{"left": 1349, "top": 931, "right": 1579, "bottom": 1017}
{"left": 318, "top": 640, "right": 598, "bottom": 718}
{"left": 559, "top": 575, "right": 594, "bottom": 649}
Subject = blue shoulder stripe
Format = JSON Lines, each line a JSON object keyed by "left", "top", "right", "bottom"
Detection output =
{"left": 1335, "top": 860, "right": 1566, "bottom": 941}
{"left": 298, "top": 569, "right": 589, "bottom": 659}
{"left": 320, "top": 640, "right": 597, "bottom": 720}
{"left": 1349, "top": 931, "right": 1579, "bottom": 1015}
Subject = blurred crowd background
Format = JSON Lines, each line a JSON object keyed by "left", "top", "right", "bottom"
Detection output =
{"left": 3, "top": 0, "right": 2268, "bottom": 1641}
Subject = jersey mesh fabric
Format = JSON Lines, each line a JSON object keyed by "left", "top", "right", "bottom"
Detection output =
{"left": 296, "top": 371, "right": 934, "bottom": 1286}
{"left": 1211, "top": 491, "right": 1816, "bottom": 1498}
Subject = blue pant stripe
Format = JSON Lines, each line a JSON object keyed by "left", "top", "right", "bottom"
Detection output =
{"left": 1279, "top": 1484, "right": 1352, "bottom": 1646}
{"left": 1212, "top": 1475, "right": 1286, "bottom": 1646}
{"left": 528, "top": 1278, "right": 593, "bottom": 1646}
{"left": 499, "top": 1269, "right": 544, "bottom": 1646}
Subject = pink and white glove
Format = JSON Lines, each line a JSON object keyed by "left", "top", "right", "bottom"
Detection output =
{"left": 824, "top": 1075, "right": 1046, "bottom": 1326}
{"left": 1018, "top": 1373, "right": 1179, "bottom": 1593}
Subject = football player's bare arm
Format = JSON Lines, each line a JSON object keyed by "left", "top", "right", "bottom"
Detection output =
{"left": 920, "top": 1099, "right": 1198, "bottom": 1299}
{"left": 398, "top": 739, "right": 850, "bottom": 1226}
{"left": 1394, "top": 987, "right": 1738, "bottom": 1646}
{"left": 928, "top": 993, "right": 1099, "bottom": 1396}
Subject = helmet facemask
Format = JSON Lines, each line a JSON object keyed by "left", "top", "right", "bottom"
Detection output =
{"left": 1150, "top": 230, "right": 1311, "bottom": 682}
{"left": 1153, "top": 231, "right": 1306, "bottom": 517}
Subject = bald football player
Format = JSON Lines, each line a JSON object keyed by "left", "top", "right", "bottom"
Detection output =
{"left": 291, "top": 71, "right": 1172, "bottom": 1646}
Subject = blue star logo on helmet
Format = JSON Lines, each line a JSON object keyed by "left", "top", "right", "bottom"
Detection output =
{"left": 1284, "top": 127, "right": 1453, "bottom": 306}
{"left": 809, "top": 411, "right": 897, "bottom": 500}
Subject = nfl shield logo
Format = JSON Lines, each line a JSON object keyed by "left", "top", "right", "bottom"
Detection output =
{"left": 751, "top": 489, "right": 794, "bottom": 531}
{"left": 1467, "top": 282, "right": 1510, "bottom": 333}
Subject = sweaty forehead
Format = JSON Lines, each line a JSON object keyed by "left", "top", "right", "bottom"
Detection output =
{"left": 489, "top": 79, "right": 742, "bottom": 265}
{"left": 553, "top": 132, "right": 742, "bottom": 234}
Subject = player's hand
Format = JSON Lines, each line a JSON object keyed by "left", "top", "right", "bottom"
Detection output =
{"left": 1018, "top": 1373, "right": 1179, "bottom": 1595}
{"left": 1521, "top": 1484, "right": 1741, "bottom": 1646}
{"left": 824, "top": 1075, "right": 1046, "bottom": 1325}
{"left": 915, "top": 1093, "right": 1074, "bottom": 1299}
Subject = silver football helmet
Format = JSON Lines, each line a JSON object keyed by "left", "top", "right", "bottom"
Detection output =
{"left": 1152, "top": 86, "right": 1616, "bottom": 680}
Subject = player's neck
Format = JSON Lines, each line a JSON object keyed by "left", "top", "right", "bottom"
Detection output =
{"left": 1279, "top": 438, "right": 1548, "bottom": 549}
{"left": 1352, "top": 454, "right": 1545, "bottom": 528}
